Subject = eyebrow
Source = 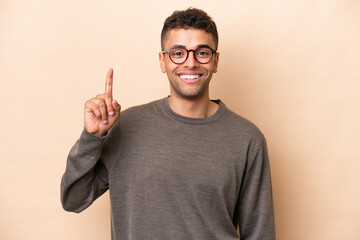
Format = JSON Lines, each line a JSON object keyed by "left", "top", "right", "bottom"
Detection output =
{"left": 171, "top": 45, "right": 186, "bottom": 49}
{"left": 170, "top": 44, "right": 214, "bottom": 50}
{"left": 197, "top": 44, "right": 212, "bottom": 49}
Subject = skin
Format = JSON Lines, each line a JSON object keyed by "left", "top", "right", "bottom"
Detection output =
{"left": 159, "top": 29, "right": 220, "bottom": 118}
{"left": 84, "top": 28, "right": 220, "bottom": 136}
{"left": 84, "top": 68, "right": 121, "bottom": 137}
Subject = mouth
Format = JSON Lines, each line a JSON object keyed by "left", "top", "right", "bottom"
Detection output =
{"left": 178, "top": 74, "right": 202, "bottom": 83}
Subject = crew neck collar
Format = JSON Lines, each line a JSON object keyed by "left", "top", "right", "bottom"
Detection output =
{"left": 162, "top": 96, "right": 226, "bottom": 124}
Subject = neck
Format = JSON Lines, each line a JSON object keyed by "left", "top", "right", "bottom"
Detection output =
{"left": 168, "top": 92, "right": 219, "bottom": 118}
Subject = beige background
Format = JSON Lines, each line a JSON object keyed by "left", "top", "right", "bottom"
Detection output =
{"left": 1, "top": 0, "right": 359, "bottom": 239}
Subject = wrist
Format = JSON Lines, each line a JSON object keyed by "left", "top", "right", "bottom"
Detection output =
{"left": 84, "top": 128, "right": 107, "bottom": 138}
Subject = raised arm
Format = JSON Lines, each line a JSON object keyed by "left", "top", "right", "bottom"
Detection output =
{"left": 61, "top": 68, "right": 121, "bottom": 212}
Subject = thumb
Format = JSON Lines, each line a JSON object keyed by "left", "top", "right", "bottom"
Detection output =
{"left": 112, "top": 99, "right": 121, "bottom": 113}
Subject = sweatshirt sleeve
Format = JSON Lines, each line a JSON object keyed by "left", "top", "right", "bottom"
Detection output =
{"left": 60, "top": 129, "right": 109, "bottom": 213}
{"left": 236, "top": 137, "right": 276, "bottom": 239}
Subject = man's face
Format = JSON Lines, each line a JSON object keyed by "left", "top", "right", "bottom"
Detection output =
{"left": 159, "top": 29, "right": 219, "bottom": 100}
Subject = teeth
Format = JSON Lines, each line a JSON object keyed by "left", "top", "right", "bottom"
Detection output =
{"left": 180, "top": 75, "right": 200, "bottom": 80}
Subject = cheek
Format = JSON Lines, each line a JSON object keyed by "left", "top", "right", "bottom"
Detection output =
{"left": 166, "top": 70, "right": 176, "bottom": 80}
{"left": 165, "top": 63, "right": 179, "bottom": 74}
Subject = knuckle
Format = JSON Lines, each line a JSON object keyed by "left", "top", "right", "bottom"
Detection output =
{"left": 98, "top": 102, "right": 105, "bottom": 108}
{"left": 93, "top": 110, "right": 100, "bottom": 117}
{"left": 85, "top": 101, "right": 94, "bottom": 108}
{"left": 89, "top": 98, "right": 98, "bottom": 105}
{"left": 96, "top": 93, "right": 105, "bottom": 99}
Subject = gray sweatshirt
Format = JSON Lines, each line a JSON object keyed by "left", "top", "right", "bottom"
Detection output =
{"left": 61, "top": 97, "right": 275, "bottom": 240}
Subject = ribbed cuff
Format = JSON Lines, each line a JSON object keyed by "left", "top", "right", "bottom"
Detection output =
{"left": 77, "top": 128, "right": 106, "bottom": 155}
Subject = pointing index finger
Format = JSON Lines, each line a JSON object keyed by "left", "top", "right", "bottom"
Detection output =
{"left": 105, "top": 68, "right": 113, "bottom": 98}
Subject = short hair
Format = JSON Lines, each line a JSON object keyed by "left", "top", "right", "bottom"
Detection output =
{"left": 161, "top": 8, "right": 218, "bottom": 51}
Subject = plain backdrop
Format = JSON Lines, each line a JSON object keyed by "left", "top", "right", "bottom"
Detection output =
{"left": 1, "top": 0, "right": 359, "bottom": 239}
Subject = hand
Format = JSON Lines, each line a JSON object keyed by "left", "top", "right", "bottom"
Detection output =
{"left": 84, "top": 68, "right": 121, "bottom": 137}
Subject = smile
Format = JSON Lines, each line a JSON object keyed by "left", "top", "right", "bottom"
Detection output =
{"left": 179, "top": 74, "right": 201, "bottom": 81}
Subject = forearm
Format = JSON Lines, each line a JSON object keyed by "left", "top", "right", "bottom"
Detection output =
{"left": 61, "top": 129, "right": 108, "bottom": 213}
{"left": 238, "top": 138, "right": 276, "bottom": 239}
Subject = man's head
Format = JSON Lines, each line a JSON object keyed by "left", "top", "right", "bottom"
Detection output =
{"left": 161, "top": 8, "right": 218, "bottom": 51}
{"left": 159, "top": 8, "right": 220, "bottom": 100}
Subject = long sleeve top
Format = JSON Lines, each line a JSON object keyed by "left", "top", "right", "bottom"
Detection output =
{"left": 61, "top": 97, "right": 276, "bottom": 240}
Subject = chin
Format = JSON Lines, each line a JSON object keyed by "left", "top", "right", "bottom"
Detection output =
{"left": 174, "top": 88, "right": 207, "bottom": 100}
{"left": 169, "top": 79, "right": 210, "bottom": 100}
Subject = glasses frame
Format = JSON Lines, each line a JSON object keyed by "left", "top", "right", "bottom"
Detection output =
{"left": 162, "top": 46, "right": 217, "bottom": 65}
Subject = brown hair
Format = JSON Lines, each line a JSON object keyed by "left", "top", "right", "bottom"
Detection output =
{"left": 161, "top": 8, "right": 218, "bottom": 50}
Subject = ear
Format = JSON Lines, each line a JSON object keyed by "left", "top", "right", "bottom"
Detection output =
{"left": 213, "top": 52, "right": 220, "bottom": 73}
{"left": 159, "top": 52, "right": 166, "bottom": 73}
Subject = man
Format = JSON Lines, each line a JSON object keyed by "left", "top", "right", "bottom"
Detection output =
{"left": 61, "top": 8, "right": 275, "bottom": 240}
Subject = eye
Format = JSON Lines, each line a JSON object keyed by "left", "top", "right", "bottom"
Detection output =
{"left": 170, "top": 49, "right": 186, "bottom": 58}
{"left": 199, "top": 51, "right": 209, "bottom": 56}
{"left": 196, "top": 48, "right": 211, "bottom": 57}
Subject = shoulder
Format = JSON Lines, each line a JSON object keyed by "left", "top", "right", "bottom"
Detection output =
{"left": 219, "top": 104, "right": 268, "bottom": 163}
{"left": 120, "top": 98, "right": 165, "bottom": 120}
{"left": 112, "top": 98, "right": 170, "bottom": 132}
{"left": 105, "top": 98, "right": 165, "bottom": 141}
{"left": 219, "top": 101, "right": 265, "bottom": 143}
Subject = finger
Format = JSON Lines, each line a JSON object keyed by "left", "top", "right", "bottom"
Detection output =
{"left": 105, "top": 93, "right": 114, "bottom": 116}
{"left": 105, "top": 68, "right": 113, "bottom": 97}
{"left": 109, "top": 99, "right": 121, "bottom": 122}
{"left": 105, "top": 68, "right": 114, "bottom": 115}
{"left": 97, "top": 100, "right": 108, "bottom": 124}
{"left": 95, "top": 93, "right": 113, "bottom": 115}
{"left": 85, "top": 100, "right": 101, "bottom": 119}
{"left": 96, "top": 93, "right": 106, "bottom": 99}
{"left": 90, "top": 98, "right": 108, "bottom": 122}
{"left": 112, "top": 99, "right": 121, "bottom": 113}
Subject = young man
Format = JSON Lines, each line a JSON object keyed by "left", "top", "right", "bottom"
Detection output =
{"left": 61, "top": 8, "right": 276, "bottom": 240}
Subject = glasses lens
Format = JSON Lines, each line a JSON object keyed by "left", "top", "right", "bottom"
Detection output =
{"left": 169, "top": 48, "right": 187, "bottom": 64}
{"left": 195, "top": 47, "right": 213, "bottom": 63}
{"left": 167, "top": 47, "right": 215, "bottom": 64}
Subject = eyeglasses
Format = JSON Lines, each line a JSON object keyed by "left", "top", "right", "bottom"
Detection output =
{"left": 162, "top": 46, "right": 217, "bottom": 64}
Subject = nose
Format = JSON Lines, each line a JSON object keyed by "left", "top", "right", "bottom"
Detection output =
{"left": 183, "top": 51, "right": 199, "bottom": 68}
